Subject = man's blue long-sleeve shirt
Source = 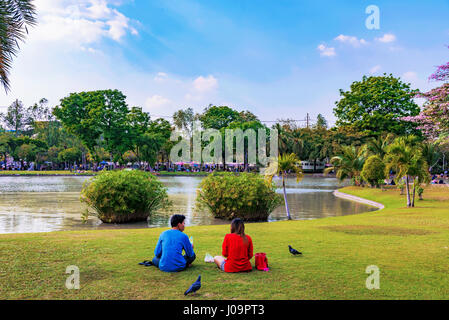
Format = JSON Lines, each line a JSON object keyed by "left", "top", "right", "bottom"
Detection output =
{"left": 154, "top": 229, "right": 195, "bottom": 272}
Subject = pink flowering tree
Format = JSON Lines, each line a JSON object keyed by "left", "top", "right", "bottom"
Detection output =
{"left": 429, "top": 57, "right": 449, "bottom": 82}
{"left": 402, "top": 47, "right": 449, "bottom": 141}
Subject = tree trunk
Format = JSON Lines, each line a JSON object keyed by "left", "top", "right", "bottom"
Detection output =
{"left": 282, "top": 175, "right": 291, "bottom": 220}
{"left": 405, "top": 175, "right": 411, "bottom": 207}
{"left": 411, "top": 177, "right": 416, "bottom": 207}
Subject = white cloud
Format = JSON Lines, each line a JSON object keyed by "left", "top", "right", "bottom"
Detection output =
{"left": 31, "top": 0, "right": 138, "bottom": 46}
{"left": 144, "top": 95, "right": 174, "bottom": 115}
{"left": 85, "top": 0, "right": 112, "bottom": 19}
{"left": 154, "top": 72, "right": 169, "bottom": 82}
{"left": 369, "top": 65, "right": 381, "bottom": 74}
{"left": 317, "top": 44, "right": 336, "bottom": 57}
{"left": 401, "top": 71, "right": 418, "bottom": 82}
{"left": 80, "top": 46, "right": 102, "bottom": 54}
{"left": 139, "top": 74, "right": 221, "bottom": 115}
{"left": 375, "top": 33, "right": 396, "bottom": 43}
{"left": 193, "top": 75, "right": 218, "bottom": 92}
{"left": 334, "top": 34, "right": 368, "bottom": 47}
{"left": 106, "top": 9, "right": 137, "bottom": 41}
{"left": 145, "top": 95, "right": 172, "bottom": 108}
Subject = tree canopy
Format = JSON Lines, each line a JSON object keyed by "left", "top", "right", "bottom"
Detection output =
{"left": 199, "top": 105, "right": 243, "bottom": 130}
{"left": 334, "top": 74, "right": 421, "bottom": 137}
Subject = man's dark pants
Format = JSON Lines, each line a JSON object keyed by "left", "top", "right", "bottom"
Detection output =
{"left": 152, "top": 253, "right": 196, "bottom": 270}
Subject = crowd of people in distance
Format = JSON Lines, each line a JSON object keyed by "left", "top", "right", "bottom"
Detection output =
{"left": 431, "top": 173, "right": 448, "bottom": 184}
{"left": 383, "top": 172, "right": 448, "bottom": 185}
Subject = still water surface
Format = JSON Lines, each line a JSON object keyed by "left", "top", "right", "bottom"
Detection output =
{"left": 0, "top": 175, "right": 377, "bottom": 234}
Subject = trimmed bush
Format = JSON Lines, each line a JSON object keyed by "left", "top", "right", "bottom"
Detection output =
{"left": 361, "top": 155, "right": 386, "bottom": 188}
{"left": 81, "top": 170, "right": 170, "bottom": 223}
{"left": 196, "top": 172, "right": 282, "bottom": 221}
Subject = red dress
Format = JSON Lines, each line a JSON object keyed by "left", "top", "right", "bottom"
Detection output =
{"left": 222, "top": 233, "right": 253, "bottom": 272}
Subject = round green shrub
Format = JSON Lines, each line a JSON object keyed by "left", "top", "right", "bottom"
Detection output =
{"left": 196, "top": 172, "right": 282, "bottom": 221}
{"left": 81, "top": 170, "right": 170, "bottom": 223}
{"left": 361, "top": 155, "right": 386, "bottom": 188}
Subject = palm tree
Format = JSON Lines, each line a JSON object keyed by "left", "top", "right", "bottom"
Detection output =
{"left": 409, "top": 159, "right": 431, "bottom": 207}
{"left": 363, "top": 133, "right": 395, "bottom": 159}
{"left": 274, "top": 122, "right": 303, "bottom": 156}
{"left": 290, "top": 130, "right": 304, "bottom": 156}
{"left": 0, "top": 0, "right": 37, "bottom": 92}
{"left": 324, "top": 145, "right": 366, "bottom": 186}
{"left": 384, "top": 136, "right": 430, "bottom": 207}
{"left": 421, "top": 142, "right": 441, "bottom": 173}
{"left": 265, "top": 153, "right": 304, "bottom": 220}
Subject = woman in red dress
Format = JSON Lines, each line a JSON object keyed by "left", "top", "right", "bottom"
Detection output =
{"left": 214, "top": 218, "right": 253, "bottom": 272}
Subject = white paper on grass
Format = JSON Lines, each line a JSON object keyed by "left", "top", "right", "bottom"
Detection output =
{"left": 204, "top": 253, "right": 214, "bottom": 263}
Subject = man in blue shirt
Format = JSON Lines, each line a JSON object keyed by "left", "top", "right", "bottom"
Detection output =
{"left": 151, "top": 214, "right": 196, "bottom": 272}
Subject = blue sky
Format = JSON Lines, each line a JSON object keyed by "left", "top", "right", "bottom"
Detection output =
{"left": 1, "top": 0, "right": 448, "bottom": 126}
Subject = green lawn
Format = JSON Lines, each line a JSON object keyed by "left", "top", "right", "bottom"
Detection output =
{"left": 1, "top": 186, "right": 449, "bottom": 300}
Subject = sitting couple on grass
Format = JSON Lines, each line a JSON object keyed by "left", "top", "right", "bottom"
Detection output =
{"left": 150, "top": 214, "right": 253, "bottom": 273}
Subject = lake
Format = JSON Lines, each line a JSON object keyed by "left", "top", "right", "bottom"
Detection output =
{"left": 0, "top": 175, "right": 377, "bottom": 234}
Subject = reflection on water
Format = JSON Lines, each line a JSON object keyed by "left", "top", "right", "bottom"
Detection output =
{"left": 0, "top": 175, "right": 377, "bottom": 234}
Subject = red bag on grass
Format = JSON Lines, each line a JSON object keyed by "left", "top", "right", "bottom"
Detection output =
{"left": 255, "top": 252, "right": 269, "bottom": 271}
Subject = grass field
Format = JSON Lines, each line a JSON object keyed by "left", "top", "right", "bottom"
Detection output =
{"left": 1, "top": 186, "right": 448, "bottom": 300}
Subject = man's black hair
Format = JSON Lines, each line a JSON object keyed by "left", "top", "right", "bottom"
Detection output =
{"left": 170, "top": 214, "right": 186, "bottom": 228}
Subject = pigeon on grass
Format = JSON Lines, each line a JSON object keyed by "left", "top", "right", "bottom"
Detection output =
{"left": 288, "top": 245, "right": 302, "bottom": 256}
{"left": 184, "top": 275, "right": 201, "bottom": 296}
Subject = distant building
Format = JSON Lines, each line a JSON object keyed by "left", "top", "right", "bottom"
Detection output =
{"left": 301, "top": 160, "right": 326, "bottom": 173}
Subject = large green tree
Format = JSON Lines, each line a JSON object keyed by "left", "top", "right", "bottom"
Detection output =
{"left": 53, "top": 91, "right": 102, "bottom": 155}
{"left": 314, "top": 114, "right": 328, "bottom": 129}
{"left": 53, "top": 90, "right": 133, "bottom": 163}
{"left": 58, "top": 147, "right": 82, "bottom": 169}
{"left": 147, "top": 118, "right": 173, "bottom": 164}
{"left": 3, "top": 99, "right": 27, "bottom": 136}
{"left": 199, "top": 105, "right": 242, "bottom": 130}
{"left": 126, "top": 107, "right": 171, "bottom": 168}
{"left": 0, "top": 132, "right": 13, "bottom": 162}
{"left": 173, "top": 107, "right": 195, "bottom": 136}
{"left": 4, "top": 135, "right": 47, "bottom": 167}
{"left": 224, "top": 119, "right": 267, "bottom": 169}
{"left": 16, "top": 143, "right": 36, "bottom": 163}
{"left": 334, "top": 74, "right": 421, "bottom": 136}
{"left": 127, "top": 106, "right": 150, "bottom": 164}
{"left": 90, "top": 90, "right": 133, "bottom": 163}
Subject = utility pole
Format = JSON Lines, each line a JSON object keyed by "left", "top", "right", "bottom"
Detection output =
{"left": 306, "top": 113, "right": 310, "bottom": 128}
